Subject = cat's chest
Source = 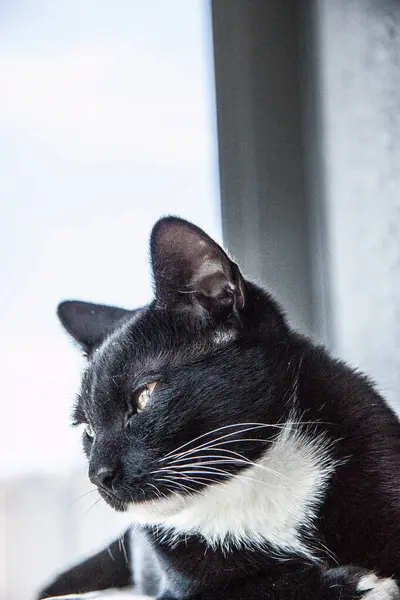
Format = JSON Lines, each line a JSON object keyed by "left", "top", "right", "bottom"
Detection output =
{"left": 130, "top": 420, "right": 337, "bottom": 564}
{"left": 134, "top": 529, "right": 270, "bottom": 599}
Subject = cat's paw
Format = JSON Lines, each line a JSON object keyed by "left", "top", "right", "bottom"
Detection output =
{"left": 323, "top": 567, "right": 399, "bottom": 600}
{"left": 356, "top": 573, "right": 400, "bottom": 599}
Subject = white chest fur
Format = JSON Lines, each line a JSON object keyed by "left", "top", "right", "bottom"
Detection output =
{"left": 129, "top": 419, "right": 337, "bottom": 560}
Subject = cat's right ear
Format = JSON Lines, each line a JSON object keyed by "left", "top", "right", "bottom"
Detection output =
{"left": 57, "top": 300, "right": 131, "bottom": 354}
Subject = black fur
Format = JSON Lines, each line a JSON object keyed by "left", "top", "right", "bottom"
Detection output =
{"left": 38, "top": 217, "right": 400, "bottom": 600}
{"left": 38, "top": 531, "right": 132, "bottom": 598}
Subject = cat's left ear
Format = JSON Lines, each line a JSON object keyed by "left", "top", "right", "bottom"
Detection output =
{"left": 150, "top": 217, "right": 245, "bottom": 320}
{"left": 57, "top": 300, "right": 131, "bottom": 353}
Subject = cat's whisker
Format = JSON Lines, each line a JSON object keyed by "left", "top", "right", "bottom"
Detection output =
{"left": 312, "top": 539, "right": 339, "bottom": 567}
{"left": 165, "top": 444, "right": 276, "bottom": 469}
{"left": 161, "top": 423, "right": 275, "bottom": 462}
{"left": 155, "top": 476, "right": 198, "bottom": 495}
{"left": 165, "top": 438, "right": 271, "bottom": 466}
{"left": 155, "top": 458, "right": 282, "bottom": 491}
{"left": 158, "top": 477, "right": 199, "bottom": 495}
{"left": 162, "top": 421, "right": 322, "bottom": 465}
{"left": 163, "top": 451, "right": 288, "bottom": 481}
{"left": 82, "top": 497, "right": 103, "bottom": 518}
{"left": 118, "top": 533, "right": 129, "bottom": 566}
{"left": 107, "top": 546, "right": 116, "bottom": 562}
{"left": 156, "top": 469, "right": 270, "bottom": 495}
{"left": 162, "top": 420, "right": 329, "bottom": 465}
{"left": 162, "top": 466, "right": 282, "bottom": 491}
{"left": 153, "top": 467, "right": 193, "bottom": 478}
{"left": 164, "top": 473, "right": 225, "bottom": 489}
{"left": 159, "top": 468, "right": 252, "bottom": 490}
{"left": 173, "top": 474, "right": 223, "bottom": 487}
{"left": 149, "top": 468, "right": 171, "bottom": 476}
{"left": 162, "top": 485, "right": 182, "bottom": 501}
{"left": 145, "top": 482, "right": 165, "bottom": 501}
{"left": 67, "top": 488, "right": 98, "bottom": 510}
{"left": 154, "top": 468, "right": 230, "bottom": 490}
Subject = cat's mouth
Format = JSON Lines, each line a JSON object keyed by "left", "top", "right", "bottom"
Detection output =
{"left": 98, "top": 487, "right": 129, "bottom": 512}
{"left": 97, "top": 480, "right": 192, "bottom": 517}
{"left": 98, "top": 481, "right": 185, "bottom": 513}
{"left": 128, "top": 490, "right": 191, "bottom": 522}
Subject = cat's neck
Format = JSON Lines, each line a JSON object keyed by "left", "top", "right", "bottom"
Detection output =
{"left": 129, "top": 416, "right": 337, "bottom": 561}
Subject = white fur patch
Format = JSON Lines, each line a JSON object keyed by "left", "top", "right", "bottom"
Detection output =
{"left": 129, "top": 418, "right": 337, "bottom": 559}
{"left": 357, "top": 574, "right": 400, "bottom": 599}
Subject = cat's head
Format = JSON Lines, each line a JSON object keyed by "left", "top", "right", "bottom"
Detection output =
{"left": 58, "top": 217, "right": 290, "bottom": 520}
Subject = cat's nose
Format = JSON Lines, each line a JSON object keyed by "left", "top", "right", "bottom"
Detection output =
{"left": 90, "top": 466, "right": 118, "bottom": 491}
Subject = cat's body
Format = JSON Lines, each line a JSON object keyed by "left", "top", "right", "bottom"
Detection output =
{"left": 39, "top": 218, "right": 400, "bottom": 600}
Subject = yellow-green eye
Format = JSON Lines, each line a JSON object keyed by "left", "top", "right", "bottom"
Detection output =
{"left": 85, "top": 423, "right": 95, "bottom": 438}
{"left": 136, "top": 382, "right": 158, "bottom": 412}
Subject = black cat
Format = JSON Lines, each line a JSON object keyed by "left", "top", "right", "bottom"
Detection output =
{"left": 39, "top": 217, "right": 400, "bottom": 600}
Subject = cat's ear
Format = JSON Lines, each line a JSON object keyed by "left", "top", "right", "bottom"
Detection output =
{"left": 150, "top": 217, "right": 245, "bottom": 319}
{"left": 57, "top": 300, "right": 131, "bottom": 353}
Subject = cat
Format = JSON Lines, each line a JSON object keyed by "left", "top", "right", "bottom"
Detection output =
{"left": 38, "top": 216, "right": 400, "bottom": 600}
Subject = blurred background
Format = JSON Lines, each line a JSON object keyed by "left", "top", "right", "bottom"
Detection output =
{"left": 0, "top": 1, "right": 399, "bottom": 598}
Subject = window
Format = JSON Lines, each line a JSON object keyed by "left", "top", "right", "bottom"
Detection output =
{"left": 0, "top": 0, "right": 220, "bottom": 479}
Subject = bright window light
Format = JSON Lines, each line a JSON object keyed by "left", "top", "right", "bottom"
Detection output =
{"left": 0, "top": 0, "right": 221, "bottom": 477}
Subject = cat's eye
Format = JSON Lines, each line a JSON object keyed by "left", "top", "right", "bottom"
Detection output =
{"left": 135, "top": 382, "right": 158, "bottom": 412}
{"left": 85, "top": 423, "right": 95, "bottom": 438}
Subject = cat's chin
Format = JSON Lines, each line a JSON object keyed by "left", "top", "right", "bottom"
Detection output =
{"left": 98, "top": 490, "right": 129, "bottom": 513}
{"left": 100, "top": 487, "right": 191, "bottom": 517}
{"left": 127, "top": 491, "right": 191, "bottom": 524}
{"left": 104, "top": 498, "right": 128, "bottom": 513}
